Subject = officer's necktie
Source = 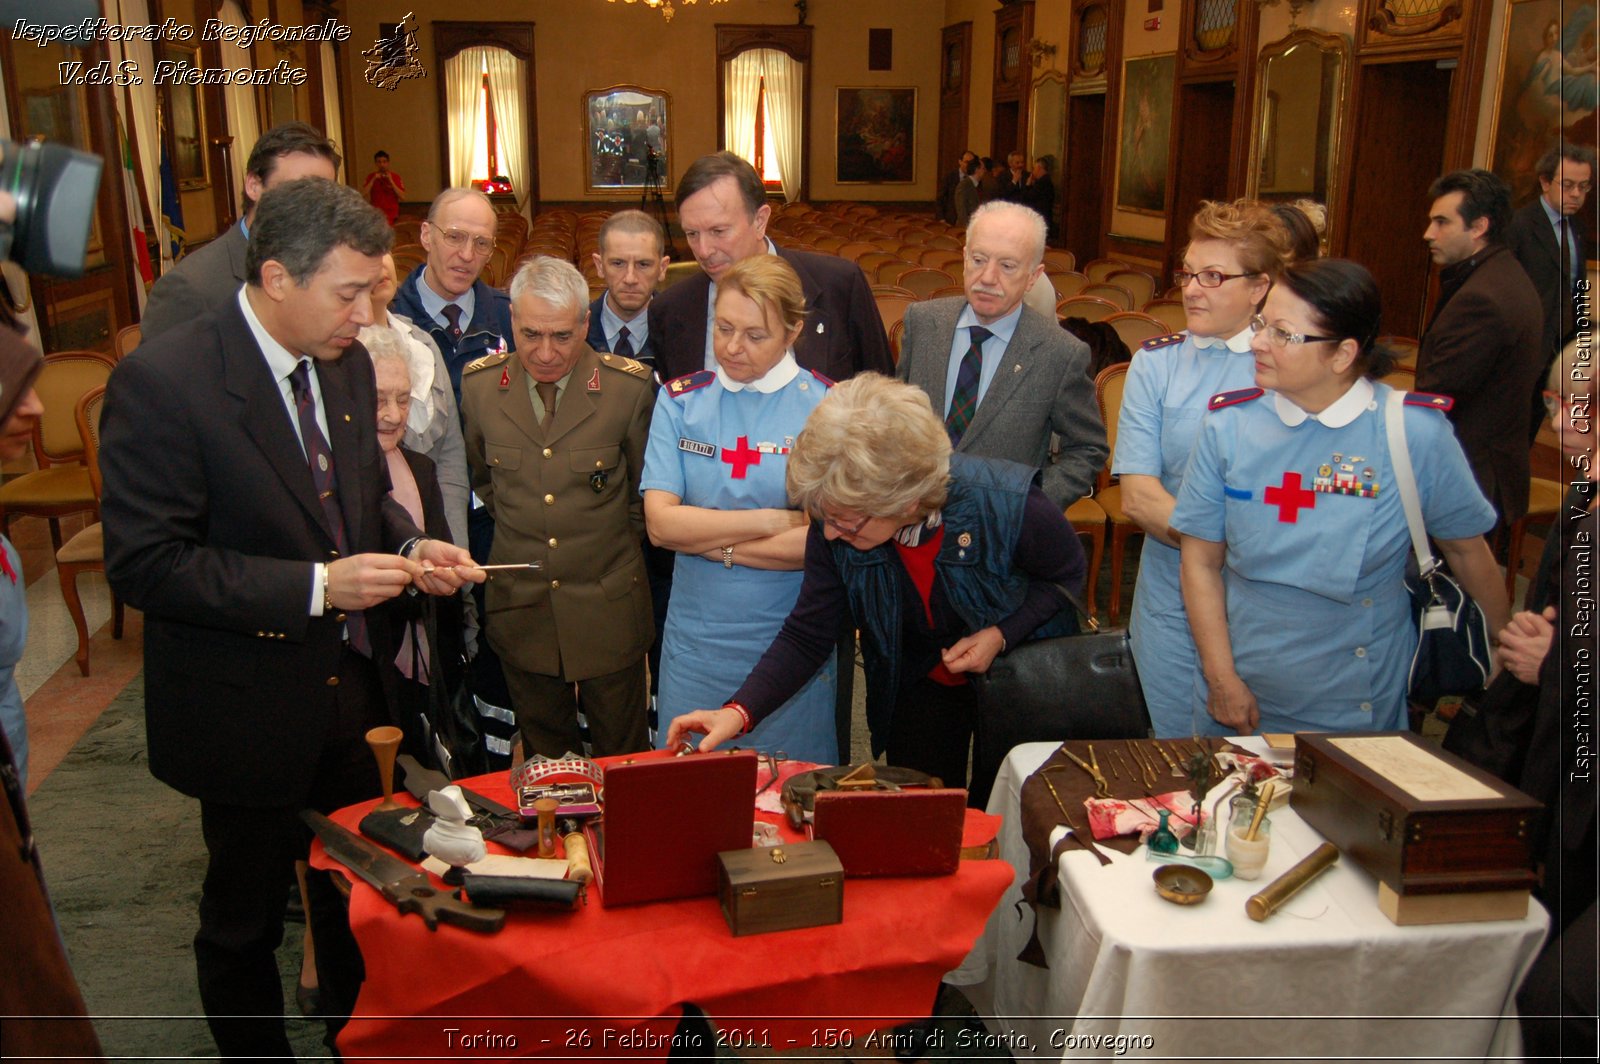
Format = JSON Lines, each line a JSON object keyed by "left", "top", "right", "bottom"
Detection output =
{"left": 536, "top": 380, "right": 559, "bottom": 433}
{"left": 441, "top": 303, "right": 463, "bottom": 341}
{"left": 289, "top": 360, "right": 369, "bottom": 657}
{"left": 613, "top": 325, "right": 634, "bottom": 360}
{"left": 945, "top": 326, "right": 991, "bottom": 446}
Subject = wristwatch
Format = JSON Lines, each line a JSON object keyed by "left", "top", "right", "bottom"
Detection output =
{"left": 721, "top": 545, "right": 734, "bottom": 569}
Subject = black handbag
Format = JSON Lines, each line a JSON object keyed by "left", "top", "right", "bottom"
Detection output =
{"left": 1385, "top": 390, "right": 1493, "bottom": 706}
{"left": 970, "top": 584, "right": 1151, "bottom": 800}
{"left": 413, "top": 596, "right": 491, "bottom": 781}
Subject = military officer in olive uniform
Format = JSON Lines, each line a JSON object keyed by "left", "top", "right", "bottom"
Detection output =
{"left": 461, "top": 256, "right": 656, "bottom": 758}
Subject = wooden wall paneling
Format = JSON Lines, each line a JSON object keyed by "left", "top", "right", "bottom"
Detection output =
{"left": 1093, "top": 0, "right": 1125, "bottom": 266}
{"left": 714, "top": 23, "right": 814, "bottom": 203}
{"left": 991, "top": 1, "right": 1034, "bottom": 160}
{"left": 938, "top": 21, "right": 974, "bottom": 194}
{"left": 433, "top": 21, "right": 540, "bottom": 212}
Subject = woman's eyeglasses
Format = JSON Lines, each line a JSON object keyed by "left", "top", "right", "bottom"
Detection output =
{"left": 1249, "top": 315, "right": 1339, "bottom": 349}
{"left": 822, "top": 512, "right": 872, "bottom": 537}
{"left": 1172, "top": 269, "right": 1251, "bottom": 289}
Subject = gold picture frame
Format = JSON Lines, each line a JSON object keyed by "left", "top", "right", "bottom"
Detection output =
{"left": 835, "top": 87, "right": 917, "bottom": 184}
{"left": 1113, "top": 53, "right": 1175, "bottom": 216}
{"left": 584, "top": 85, "right": 670, "bottom": 196}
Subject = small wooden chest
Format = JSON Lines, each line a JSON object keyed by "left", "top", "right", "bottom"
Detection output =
{"left": 1291, "top": 732, "right": 1541, "bottom": 897}
{"left": 717, "top": 841, "right": 844, "bottom": 936}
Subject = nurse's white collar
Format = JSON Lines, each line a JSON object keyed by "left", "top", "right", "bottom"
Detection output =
{"left": 1272, "top": 376, "right": 1375, "bottom": 428}
{"left": 715, "top": 350, "right": 800, "bottom": 393}
{"left": 1191, "top": 324, "right": 1254, "bottom": 352}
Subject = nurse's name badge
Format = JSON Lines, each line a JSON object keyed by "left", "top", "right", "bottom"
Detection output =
{"left": 590, "top": 470, "right": 608, "bottom": 493}
{"left": 678, "top": 437, "right": 716, "bottom": 458}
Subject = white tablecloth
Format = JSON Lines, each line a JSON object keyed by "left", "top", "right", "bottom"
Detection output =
{"left": 949, "top": 741, "right": 1549, "bottom": 1061}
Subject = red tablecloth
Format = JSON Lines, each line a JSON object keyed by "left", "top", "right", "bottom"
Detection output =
{"left": 310, "top": 766, "right": 1012, "bottom": 1060}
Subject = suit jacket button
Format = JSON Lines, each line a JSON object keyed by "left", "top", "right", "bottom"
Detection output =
{"left": 543, "top": 447, "right": 554, "bottom": 458}
{"left": 544, "top": 494, "right": 555, "bottom": 504}
{"left": 329, "top": 551, "right": 340, "bottom": 559}
{"left": 326, "top": 676, "right": 340, "bottom": 686}
{"left": 550, "top": 580, "right": 560, "bottom": 589}
{"left": 335, "top": 613, "right": 348, "bottom": 623}
{"left": 548, "top": 537, "right": 558, "bottom": 548}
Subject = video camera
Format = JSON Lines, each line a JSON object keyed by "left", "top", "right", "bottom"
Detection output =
{"left": 0, "top": 138, "right": 105, "bottom": 277}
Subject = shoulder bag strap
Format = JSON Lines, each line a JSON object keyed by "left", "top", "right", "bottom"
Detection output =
{"left": 1384, "top": 389, "right": 1439, "bottom": 579}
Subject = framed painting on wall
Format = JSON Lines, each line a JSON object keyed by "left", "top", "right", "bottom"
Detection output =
{"left": 160, "top": 42, "right": 209, "bottom": 189}
{"left": 1487, "top": 0, "right": 1598, "bottom": 205}
{"left": 585, "top": 85, "right": 670, "bottom": 195}
{"left": 835, "top": 87, "right": 917, "bottom": 184}
{"left": 1113, "top": 53, "right": 1175, "bottom": 215}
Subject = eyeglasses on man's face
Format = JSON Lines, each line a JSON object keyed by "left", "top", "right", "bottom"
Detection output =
{"left": 434, "top": 227, "right": 495, "bottom": 258}
{"left": 1555, "top": 179, "right": 1593, "bottom": 194}
{"left": 1249, "top": 315, "right": 1339, "bottom": 349}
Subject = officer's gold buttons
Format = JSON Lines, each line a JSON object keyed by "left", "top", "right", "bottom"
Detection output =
{"left": 548, "top": 538, "right": 559, "bottom": 548}
{"left": 335, "top": 613, "right": 347, "bottom": 623}
{"left": 595, "top": 459, "right": 604, "bottom": 468}
{"left": 326, "top": 676, "right": 340, "bottom": 686}
{"left": 550, "top": 580, "right": 561, "bottom": 589}
{"left": 543, "top": 447, "right": 554, "bottom": 458}
{"left": 492, "top": 457, "right": 500, "bottom": 465}
{"left": 544, "top": 494, "right": 555, "bottom": 505}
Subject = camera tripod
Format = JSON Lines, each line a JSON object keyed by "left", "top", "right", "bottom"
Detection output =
{"left": 640, "top": 151, "right": 679, "bottom": 260}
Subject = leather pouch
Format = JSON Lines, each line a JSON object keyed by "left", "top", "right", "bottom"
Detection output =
{"left": 359, "top": 806, "right": 436, "bottom": 862}
{"left": 459, "top": 874, "right": 583, "bottom": 910}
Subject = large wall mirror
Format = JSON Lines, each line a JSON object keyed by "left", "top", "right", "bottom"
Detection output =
{"left": 584, "top": 85, "right": 670, "bottom": 195}
{"left": 1247, "top": 29, "right": 1350, "bottom": 245}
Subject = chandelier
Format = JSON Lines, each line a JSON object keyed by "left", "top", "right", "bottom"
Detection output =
{"left": 608, "top": 0, "right": 729, "bottom": 22}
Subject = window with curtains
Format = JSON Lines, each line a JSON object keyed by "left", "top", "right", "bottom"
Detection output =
{"left": 467, "top": 53, "right": 500, "bottom": 185}
{"left": 434, "top": 22, "right": 537, "bottom": 213}
{"left": 753, "top": 78, "right": 783, "bottom": 189}
{"left": 716, "top": 24, "right": 811, "bottom": 202}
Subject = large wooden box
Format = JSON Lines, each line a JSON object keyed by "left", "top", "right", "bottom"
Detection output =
{"left": 1291, "top": 732, "right": 1541, "bottom": 897}
{"left": 717, "top": 841, "right": 843, "bottom": 936}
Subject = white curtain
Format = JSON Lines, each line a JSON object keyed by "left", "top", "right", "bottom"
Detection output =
{"left": 444, "top": 50, "right": 485, "bottom": 188}
{"left": 482, "top": 48, "right": 531, "bottom": 217}
{"left": 219, "top": 1, "right": 259, "bottom": 214}
{"left": 723, "top": 50, "right": 764, "bottom": 165}
{"left": 320, "top": 41, "right": 344, "bottom": 172}
{"left": 760, "top": 50, "right": 804, "bottom": 204}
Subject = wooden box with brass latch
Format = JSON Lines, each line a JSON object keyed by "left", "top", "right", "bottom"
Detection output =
{"left": 716, "top": 840, "right": 843, "bottom": 936}
{"left": 1290, "top": 732, "right": 1541, "bottom": 921}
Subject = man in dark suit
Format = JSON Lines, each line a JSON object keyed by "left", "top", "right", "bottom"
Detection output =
{"left": 937, "top": 148, "right": 977, "bottom": 224}
{"left": 1417, "top": 169, "right": 1544, "bottom": 529}
{"left": 100, "top": 179, "right": 479, "bottom": 1058}
{"left": 585, "top": 208, "right": 668, "bottom": 374}
{"left": 651, "top": 151, "right": 893, "bottom": 383}
{"left": 140, "top": 122, "right": 340, "bottom": 342}
{"left": 898, "top": 200, "right": 1107, "bottom": 511}
{"left": 1505, "top": 144, "right": 1595, "bottom": 442}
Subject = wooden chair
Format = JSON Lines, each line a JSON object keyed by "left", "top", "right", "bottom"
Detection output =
{"left": 1046, "top": 270, "right": 1090, "bottom": 299}
{"left": 391, "top": 243, "right": 427, "bottom": 279}
{"left": 1083, "top": 282, "right": 1134, "bottom": 310}
{"left": 1505, "top": 478, "right": 1565, "bottom": 598}
{"left": 1056, "top": 295, "right": 1123, "bottom": 323}
{"left": 895, "top": 268, "right": 955, "bottom": 300}
{"left": 837, "top": 241, "right": 880, "bottom": 262}
{"left": 856, "top": 250, "right": 899, "bottom": 276}
{"left": 662, "top": 260, "right": 705, "bottom": 289}
{"left": 813, "top": 234, "right": 847, "bottom": 253}
{"left": 56, "top": 386, "right": 123, "bottom": 676}
{"left": 888, "top": 318, "right": 906, "bottom": 365}
{"left": 1141, "top": 299, "right": 1187, "bottom": 332}
{"left": 870, "top": 284, "right": 916, "bottom": 299}
{"left": 925, "top": 234, "right": 963, "bottom": 251}
{"left": 929, "top": 285, "right": 967, "bottom": 301}
{"left": 876, "top": 260, "right": 925, "bottom": 287}
{"left": 1066, "top": 497, "right": 1106, "bottom": 622}
{"left": 1103, "top": 312, "right": 1169, "bottom": 350}
{"left": 0, "top": 351, "right": 116, "bottom": 550}
{"left": 1106, "top": 269, "right": 1157, "bottom": 308}
{"left": 113, "top": 324, "right": 141, "bottom": 361}
{"left": 1379, "top": 365, "right": 1416, "bottom": 392}
{"left": 1380, "top": 335, "right": 1420, "bottom": 369}
{"left": 392, "top": 219, "right": 422, "bottom": 246}
{"left": 874, "top": 292, "right": 918, "bottom": 336}
{"left": 1091, "top": 363, "right": 1141, "bottom": 625}
{"left": 486, "top": 247, "right": 511, "bottom": 287}
{"left": 919, "top": 248, "right": 964, "bottom": 272}
{"left": 1042, "top": 249, "right": 1077, "bottom": 273}
{"left": 1083, "top": 258, "right": 1128, "bottom": 283}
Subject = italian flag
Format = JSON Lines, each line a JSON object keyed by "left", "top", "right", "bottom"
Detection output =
{"left": 119, "top": 116, "right": 153, "bottom": 287}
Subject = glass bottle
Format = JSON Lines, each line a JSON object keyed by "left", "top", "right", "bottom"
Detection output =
{"left": 1148, "top": 808, "right": 1180, "bottom": 854}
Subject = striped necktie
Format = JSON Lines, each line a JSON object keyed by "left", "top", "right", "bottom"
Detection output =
{"left": 946, "top": 326, "right": 991, "bottom": 446}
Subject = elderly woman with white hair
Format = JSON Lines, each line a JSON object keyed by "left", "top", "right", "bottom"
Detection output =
{"left": 359, "top": 251, "right": 471, "bottom": 547}
{"left": 666, "top": 374, "right": 1086, "bottom": 804}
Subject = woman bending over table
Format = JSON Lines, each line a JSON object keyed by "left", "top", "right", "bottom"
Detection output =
{"left": 642, "top": 255, "right": 837, "bottom": 764}
{"left": 1172, "top": 259, "right": 1509, "bottom": 736}
{"left": 665, "top": 374, "right": 1085, "bottom": 805}
{"left": 1113, "top": 199, "right": 1293, "bottom": 736}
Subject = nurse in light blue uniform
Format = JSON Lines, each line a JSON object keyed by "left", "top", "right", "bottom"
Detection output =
{"left": 1113, "top": 202, "right": 1286, "bottom": 736}
{"left": 641, "top": 255, "right": 837, "bottom": 763}
{"left": 1172, "top": 259, "right": 1509, "bottom": 736}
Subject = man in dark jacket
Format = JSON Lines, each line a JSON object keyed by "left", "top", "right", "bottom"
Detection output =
{"left": 1417, "top": 169, "right": 1544, "bottom": 529}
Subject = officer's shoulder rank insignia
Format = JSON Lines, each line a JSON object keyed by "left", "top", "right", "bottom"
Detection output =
{"left": 600, "top": 353, "right": 651, "bottom": 379}
{"left": 665, "top": 370, "right": 715, "bottom": 398}
{"left": 1142, "top": 333, "right": 1185, "bottom": 351}
{"left": 807, "top": 368, "right": 836, "bottom": 387}
{"left": 463, "top": 350, "right": 511, "bottom": 375}
{"left": 1208, "top": 387, "right": 1263, "bottom": 410}
{"left": 1403, "top": 391, "right": 1454, "bottom": 414}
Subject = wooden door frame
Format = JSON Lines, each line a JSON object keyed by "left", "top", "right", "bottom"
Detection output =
{"left": 433, "top": 21, "right": 540, "bottom": 211}
{"left": 714, "top": 23, "right": 813, "bottom": 203}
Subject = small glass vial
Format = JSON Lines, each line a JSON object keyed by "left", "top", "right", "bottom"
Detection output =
{"left": 1148, "top": 808, "right": 1181, "bottom": 854}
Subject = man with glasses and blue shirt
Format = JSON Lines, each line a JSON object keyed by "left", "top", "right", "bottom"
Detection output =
{"left": 897, "top": 200, "right": 1107, "bottom": 511}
